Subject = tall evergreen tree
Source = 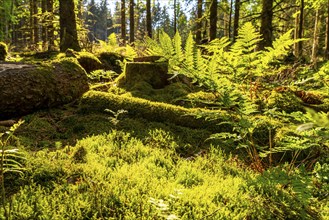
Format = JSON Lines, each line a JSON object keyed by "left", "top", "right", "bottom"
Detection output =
{"left": 121, "top": 0, "right": 126, "bottom": 44}
{"left": 146, "top": 0, "right": 152, "bottom": 38}
{"left": 209, "top": 0, "right": 218, "bottom": 41}
{"left": 258, "top": 0, "right": 274, "bottom": 50}
{"left": 129, "top": 0, "right": 135, "bottom": 43}
{"left": 59, "top": 0, "right": 81, "bottom": 51}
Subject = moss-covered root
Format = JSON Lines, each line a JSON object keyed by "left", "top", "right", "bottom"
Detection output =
{"left": 79, "top": 91, "right": 232, "bottom": 132}
{"left": 0, "top": 42, "right": 8, "bottom": 60}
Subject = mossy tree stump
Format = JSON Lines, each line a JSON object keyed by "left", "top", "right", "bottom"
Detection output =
{"left": 0, "top": 59, "right": 89, "bottom": 119}
{"left": 116, "top": 59, "right": 169, "bottom": 89}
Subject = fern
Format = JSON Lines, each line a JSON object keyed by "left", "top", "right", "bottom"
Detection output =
{"left": 173, "top": 31, "right": 184, "bottom": 65}
{"left": 184, "top": 32, "right": 195, "bottom": 72}
{"left": 261, "top": 29, "right": 304, "bottom": 68}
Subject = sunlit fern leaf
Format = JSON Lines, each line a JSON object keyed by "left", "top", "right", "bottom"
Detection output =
{"left": 173, "top": 31, "right": 184, "bottom": 64}
{"left": 230, "top": 22, "right": 262, "bottom": 55}
{"left": 159, "top": 31, "right": 174, "bottom": 58}
{"left": 261, "top": 29, "right": 304, "bottom": 68}
{"left": 184, "top": 32, "right": 195, "bottom": 71}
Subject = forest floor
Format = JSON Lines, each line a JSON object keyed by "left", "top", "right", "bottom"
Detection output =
{"left": 0, "top": 50, "right": 328, "bottom": 219}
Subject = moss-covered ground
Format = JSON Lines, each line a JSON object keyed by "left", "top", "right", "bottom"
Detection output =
{"left": 0, "top": 54, "right": 328, "bottom": 219}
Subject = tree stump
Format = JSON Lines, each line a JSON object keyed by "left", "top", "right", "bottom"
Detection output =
{"left": 116, "top": 59, "right": 169, "bottom": 89}
{"left": 0, "top": 59, "right": 89, "bottom": 119}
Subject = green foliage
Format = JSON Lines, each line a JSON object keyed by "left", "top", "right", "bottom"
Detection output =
{"left": 76, "top": 52, "right": 102, "bottom": 73}
{"left": 0, "top": 42, "right": 8, "bottom": 60}
{"left": 88, "top": 69, "right": 117, "bottom": 82}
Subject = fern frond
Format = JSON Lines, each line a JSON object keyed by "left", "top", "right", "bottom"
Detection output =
{"left": 184, "top": 32, "right": 195, "bottom": 71}
{"left": 261, "top": 29, "right": 305, "bottom": 67}
{"left": 173, "top": 31, "right": 184, "bottom": 63}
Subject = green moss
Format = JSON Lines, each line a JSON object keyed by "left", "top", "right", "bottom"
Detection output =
{"left": 116, "top": 62, "right": 169, "bottom": 89}
{"left": 266, "top": 90, "right": 304, "bottom": 113}
{"left": 98, "top": 51, "right": 123, "bottom": 73}
{"left": 79, "top": 91, "right": 232, "bottom": 132}
{"left": 77, "top": 52, "right": 102, "bottom": 73}
{"left": 0, "top": 42, "right": 8, "bottom": 60}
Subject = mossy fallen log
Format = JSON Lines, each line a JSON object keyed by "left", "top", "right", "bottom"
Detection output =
{"left": 0, "top": 58, "right": 89, "bottom": 119}
{"left": 79, "top": 90, "right": 232, "bottom": 132}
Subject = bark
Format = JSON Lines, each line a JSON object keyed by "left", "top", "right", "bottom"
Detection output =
{"left": 295, "top": 0, "right": 304, "bottom": 57}
{"left": 59, "top": 0, "right": 80, "bottom": 52}
{"left": 311, "top": 10, "right": 320, "bottom": 65}
{"left": 47, "top": 0, "right": 54, "bottom": 51}
{"left": 0, "top": 60, "right": 89, "bottom": 119}
{"left": 196, "top": 0, "right": 203, "bottom": 44}
{"left": 233, "top": 0, "right": 240, "bottom": 43}
{"left": 33, "top": 0, "right": 39, "bottom": 45}
{"left": 258, "top": 0, "right": 274, "bottom": 50}
{"left": 174, "top": 0, "right": 177, "bottom": 34}
{"left": 209, "top": 0, "right": 218, "bottom": 41}
{"left": 325, "top": 0, "right": 329, "bottom": 60}
{"left": 121, "top": 0, "right": 126, "bottom": 45}
{"left": 146, "top": 0, "right": 152, "bottom": 38}
{"left": 129, "top": 0, "right": 134, "bottom": 43}
{"left": 228, "top": 0, "right": 233, "bottom": 39}
{"left": 30, "top": 0, "right": 34, "bottom": 45}
{"left": 41, "top": 0, "right": 47, "bottom": 49}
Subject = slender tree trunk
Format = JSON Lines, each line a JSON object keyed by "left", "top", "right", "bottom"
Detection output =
{"left": 173, "top": 0, "right": 177, "bottom": 34}
{"left": 228, "top": 0, "right": 233, "bottom": 39}
{"left": 30, "top": 0, "right": 34, "bottom": 45}
{"left": 325, "top": 0, "right": 329, "bottom": 59}
{"left": 121, "top": 0, "right": 126, "bottom": 45}
{"left": 146, "top": 0, "right": 152, "bottom": 38}
{"left": 295, "top": 0, "right": 304, "bottom": 57}
{"left": 311, "top": 10, "right": 320, "bottom": 65}
{"left": 223, "top": 0, "right": 229, "bottom": 38}
{"left": 209, "top": 0, "right": 218, "bottom": 41}
{"left": 59, "top": 0, "right": 81, "bottom": 51}
{"left": 47, "top": 0, "right": 54, "bottom": 51}
{"left": 129, "top": 0, "right": 134, "bottom": 43}
{"left": 233, "top": 0, "right": 240, "bottom": 43}
{"left": 33, "top": 0, "right": 39, "bottom": 45}
{"left": 196, "top": 0, "right": 203, "bottom": 44}
{"left": 258, "top": 0, "right": 273, "bottom": 50}
{"left": 41, "top": 0, "right": 47, "bottom": 50}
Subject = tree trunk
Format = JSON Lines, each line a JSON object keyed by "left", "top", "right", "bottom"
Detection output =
{"left": 59, "top": 0, "right": 80, "bottom": 52}
{"left": 173, "top": 0, "right": 177, "bottom": 34}
{"left": 325, "top": 0, "right": 329, "bottom": 59}
{"left": 258, "top": 0, "right": 273, "bottom": 50}
{"left": 295, "top": 0, "right": 304, "bottom": 57}
{"left": 196, "top": 0, "right": 203, "bottom": 44}
{"left": 209, "top": 0, "right": 218, "bottom": 41}
{"left": 311, "top": 10, "right": 320, "bottom": 65}
{"left": 33, "top": 0, "right": 39, "bottom": 45}
{"left": 129, "top": 0, "right": 134, "bottom": 43}
{"left": 233, "top": 0, "right": 240, "bottom": 43}
{"left": 30, "top": 0, "right": 34, "bottom": 45}
{"left": 146, "top": 0, "right": 152, "bottom": 38}
{"left": 228, "top": 0, "right": 232, "bottom": 39}
{"left": 121, "top": 0, "right": 126, "bottom": 45}
{"left": 47, "top": 0, "right": 54, "bottom": 51}
{"left": 41, "top": 0, "right": 47, "bottom": 50}
{"left": 0, "top": 60, "right": 89, "bottom": 119}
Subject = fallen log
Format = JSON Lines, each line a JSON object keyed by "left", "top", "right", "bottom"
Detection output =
{"left": 0, "top": 58, "right": 89, "bottom": 119}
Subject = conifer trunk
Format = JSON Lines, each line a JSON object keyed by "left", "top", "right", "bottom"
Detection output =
{"left": 258, "top": 0, "right": 273, "bottom": 50}
{"left": 326, "top": 0, "right": 329, "bottom": 59}
{"left": 146, "top": 0, "right": 152, "bottom": 38}
{"left": 59, "top": 0, "right": 80, "bottom": 52}
{"left": 196, "top": 0, "right": 203, "bottom": 44}
{"left": 311, "top": 10, "right": 320, "bottom": 65}
{"left": 129, "top": 0, "right": 134, "bottom": 43}
{"left": 121, "top": 0, "right": 126, "bottom": 45}
{"left": 233, "top": 0, "right": 240, "bottom": 43}
{"left": 209, "top": 0, "right": 218, "bottom": 41}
